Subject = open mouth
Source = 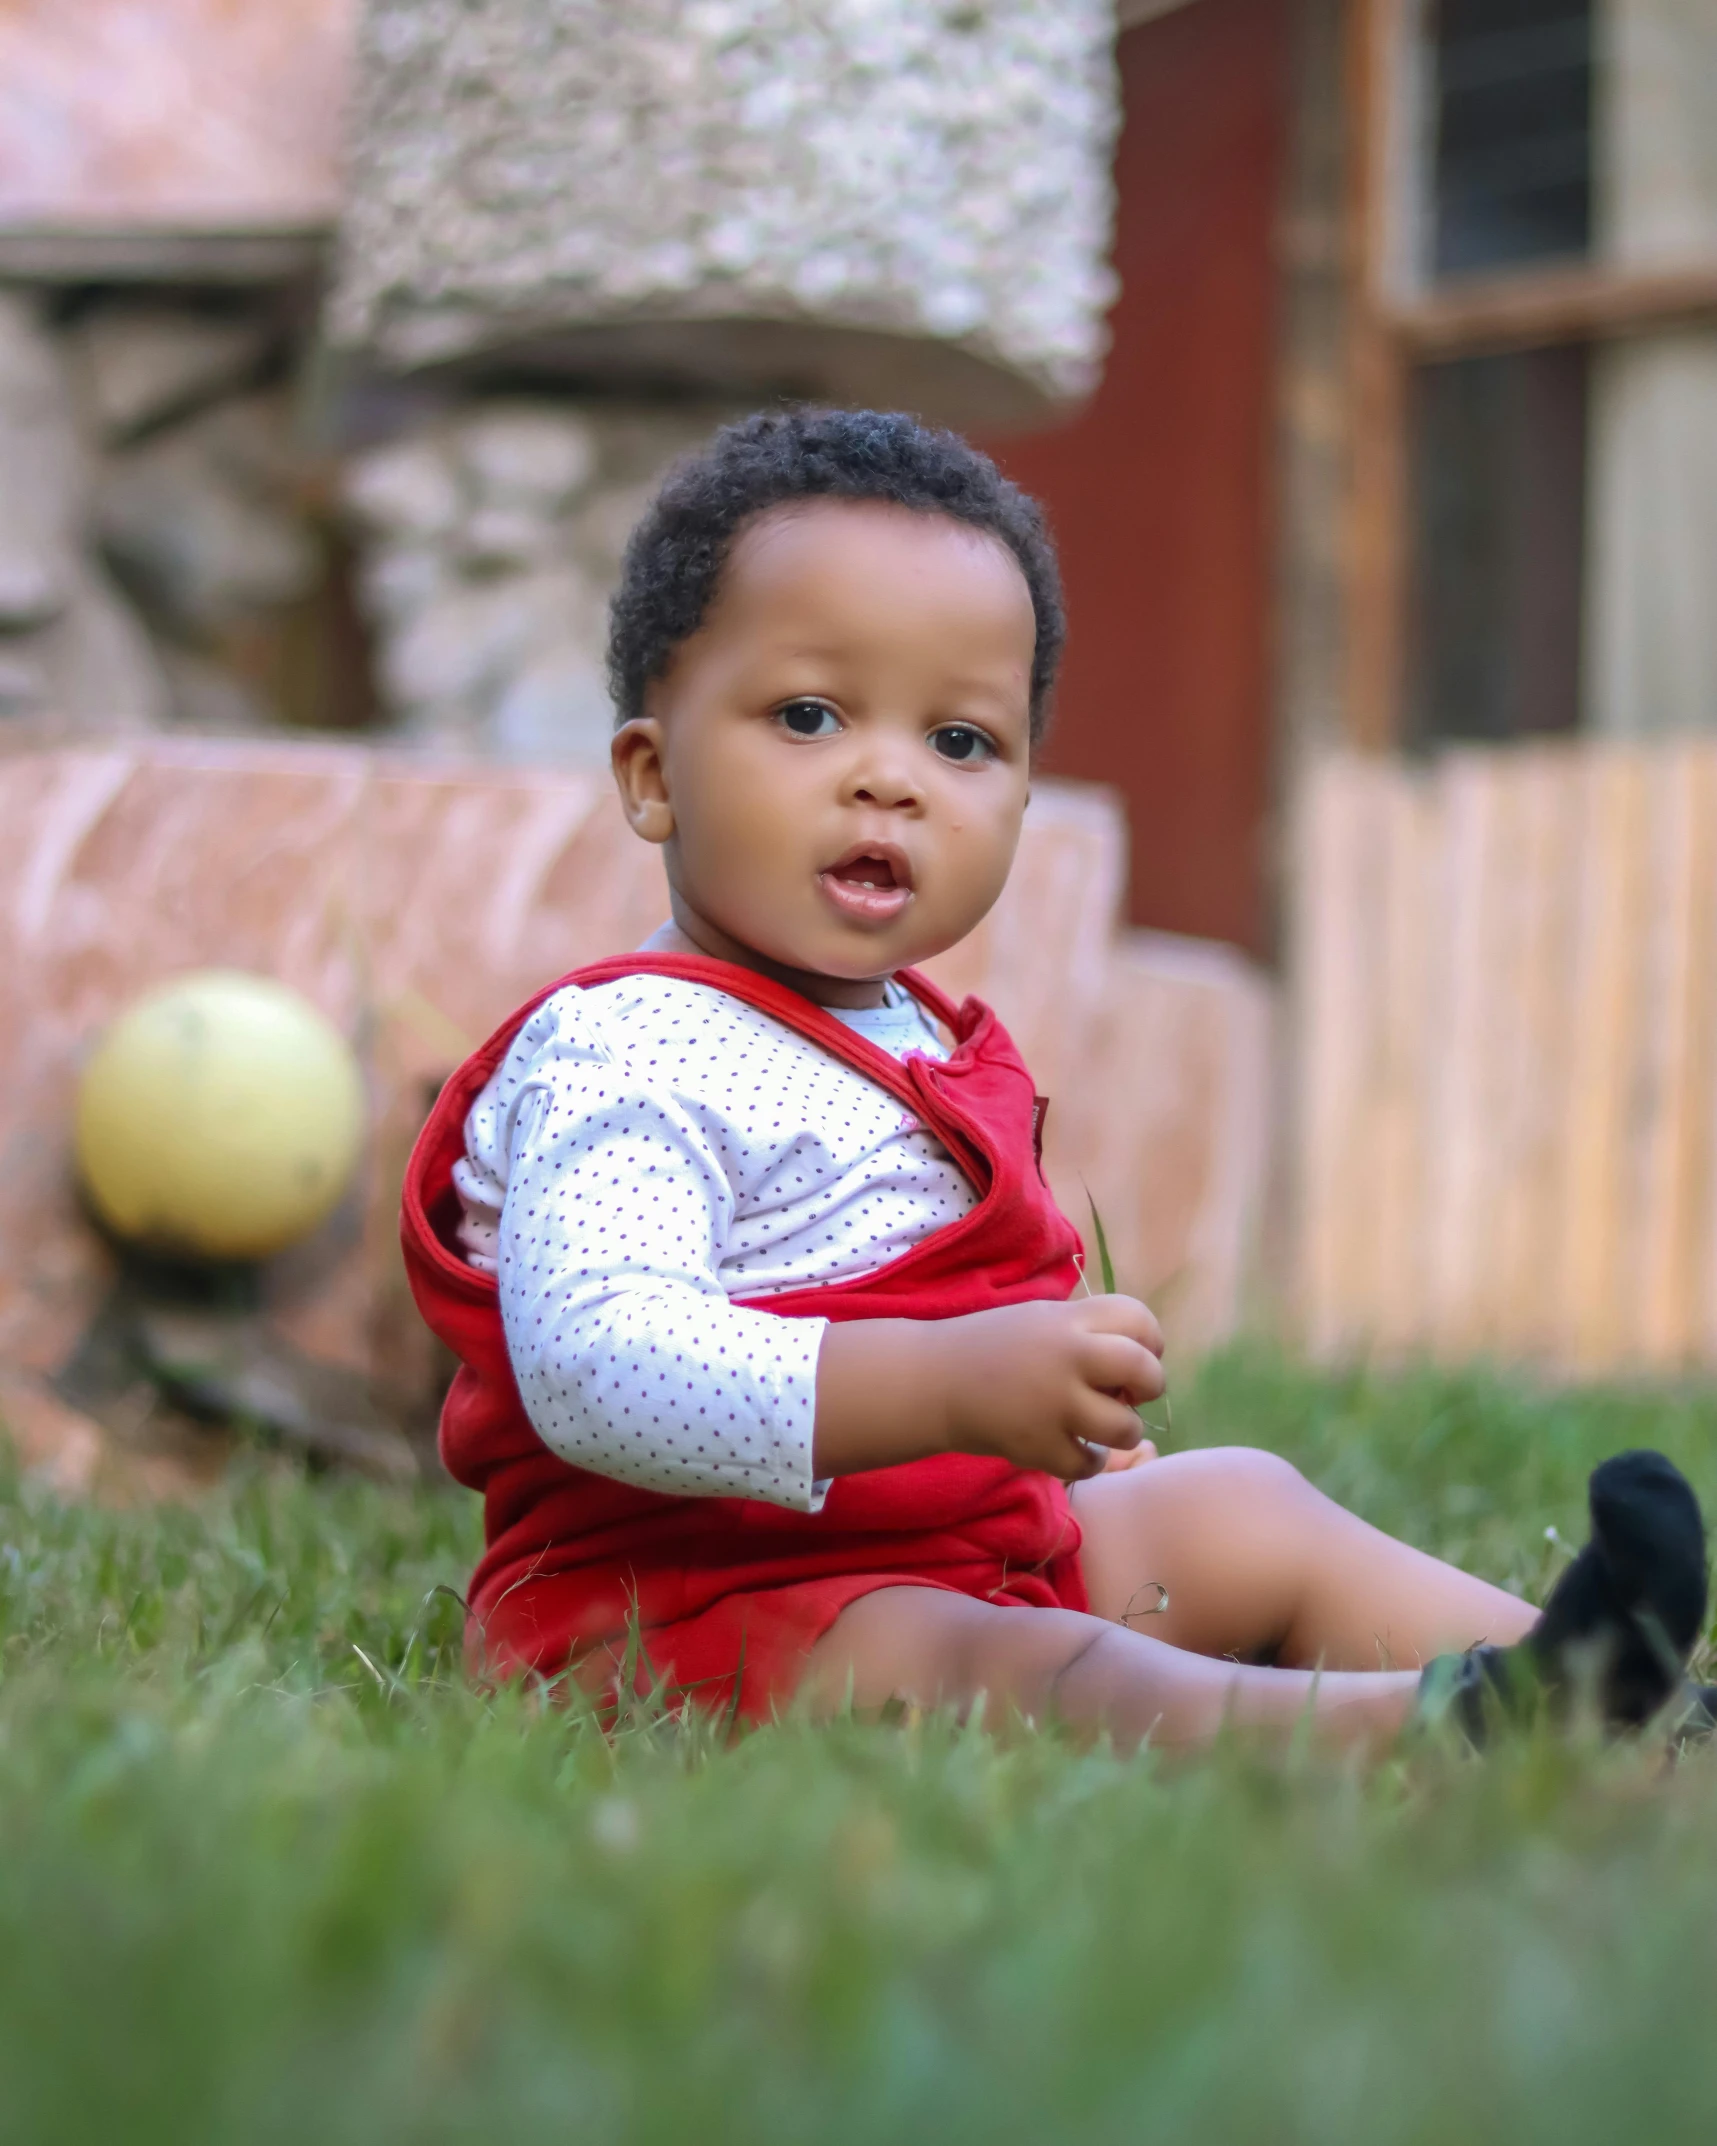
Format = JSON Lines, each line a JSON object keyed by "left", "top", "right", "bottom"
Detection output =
{"left": 818, "top": 845, "right": 915, "bottom": 925}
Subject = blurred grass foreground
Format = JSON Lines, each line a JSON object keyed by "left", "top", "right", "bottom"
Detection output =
{"left": 5, "top": 1349, "right": 1717, "bottom": 2146}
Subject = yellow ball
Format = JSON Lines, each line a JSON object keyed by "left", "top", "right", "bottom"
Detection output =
{"left": 75, "top": 971, "right": 366, "bottom": 1263}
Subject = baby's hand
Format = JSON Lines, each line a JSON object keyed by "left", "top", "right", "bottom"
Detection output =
{"left": 934, "top": 1294, "right": 1165, "bottom": 1483}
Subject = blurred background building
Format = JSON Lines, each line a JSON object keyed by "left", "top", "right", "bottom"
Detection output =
{"left": 0, "top": 0, "right": 1288, "bottom": 950}
{"left": 3, "top": 0, "right": 1717, "bottom": 1414}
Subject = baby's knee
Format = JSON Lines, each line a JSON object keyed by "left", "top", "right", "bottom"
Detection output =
{"left": 1172, "top": 1444, "right": 1312, "bottom": 1516}
{"left": 1205, "top": 1444, "right": 1307, "bottom": 1494}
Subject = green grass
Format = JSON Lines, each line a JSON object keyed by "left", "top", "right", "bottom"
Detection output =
{"left": 5, "top": 1348, "right": 1717, "bottom": 2145}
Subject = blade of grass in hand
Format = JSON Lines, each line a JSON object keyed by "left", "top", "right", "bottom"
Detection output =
{"left": 1086, "top": 1192, "right": 1171, "bottom": 1443}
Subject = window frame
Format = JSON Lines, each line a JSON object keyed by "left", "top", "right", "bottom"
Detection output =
{"left": 1340, "top": 0, "right": 1717, "bottom": 746}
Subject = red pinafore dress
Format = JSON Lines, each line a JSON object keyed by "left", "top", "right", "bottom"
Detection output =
{"left": 401, "top": 951, "right": 1090, "bottom": 1720}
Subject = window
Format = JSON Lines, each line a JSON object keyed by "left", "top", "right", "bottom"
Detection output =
{"left": 1351, "top": 0, "right": 1717, "bottom": 749}
{"left": 1407, "top": 346, "right": 1587, "bottom": 743}
{"left": 1429, "top": 0, "right": 1595, "bottom": 280}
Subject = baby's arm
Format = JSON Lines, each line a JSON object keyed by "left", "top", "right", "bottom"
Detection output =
{"left": 491, "top": 1026, "right": 832, "bottom": 1508}
{"left": 814, "top": 1295, "right": 1164, "bottom": 1485}
{"left": 485, "top": 997, "right": 1162, "bottom": 1501}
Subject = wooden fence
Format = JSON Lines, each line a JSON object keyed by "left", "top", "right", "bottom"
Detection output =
{"left": 1294, "top": 741, "right": 1717, "bottom": 1375}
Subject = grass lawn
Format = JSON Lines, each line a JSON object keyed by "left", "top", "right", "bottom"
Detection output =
{"left": 4, "top": 1347, "right": 1717, "bottom": 2145}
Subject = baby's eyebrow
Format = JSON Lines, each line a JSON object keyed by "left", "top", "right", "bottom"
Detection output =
{"left": 762, "top": 642, "right": 852, "bottom": 663}
{"left": 923, "top": 675, "right": 1031, "bottom": 709}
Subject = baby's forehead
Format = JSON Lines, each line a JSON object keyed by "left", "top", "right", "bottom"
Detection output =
{"left": 639, "top": 495, "right": 1038, "bottom": 724}
{"left": 720, "top": 499, "right": 1034, "bottom": 631}
{"left": 732, "top": 495, "right": 1013, "bottom": 566}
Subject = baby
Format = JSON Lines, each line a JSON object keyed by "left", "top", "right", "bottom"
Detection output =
{"left": 404, "top": 409, "right": 1708, "bottom": 1749}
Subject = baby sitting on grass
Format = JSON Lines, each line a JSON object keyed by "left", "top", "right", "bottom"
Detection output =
{"left": 403, "top": 407, "right": 1711, "bottom": 1750}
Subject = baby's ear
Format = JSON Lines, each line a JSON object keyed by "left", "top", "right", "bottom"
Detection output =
{"left": 611, "top": 719, "right": 674, "bottom": 844}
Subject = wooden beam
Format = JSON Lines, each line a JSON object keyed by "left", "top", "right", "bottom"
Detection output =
{"left": 1391, "top": 260, "right": 1717, "bottom": 359}
{"left": 1339, "top": 0, "right": 1409, "bottom": 751}
{"left": 0, "top": 226, "right": 327, "bottom": 283}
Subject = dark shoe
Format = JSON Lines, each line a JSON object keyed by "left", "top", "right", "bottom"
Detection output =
{"left": 1416, "top": 1451, "right": 1708, "bottom": 1746}
{"left": 1414, "top": 1643, "right": 1543, "bottom": 1746}
{"left": 1527, "top": 1450, "right": 1707, "bottom": 1728}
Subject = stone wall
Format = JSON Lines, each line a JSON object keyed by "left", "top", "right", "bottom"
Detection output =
{"left": 1, "top": 3, "right": 1128, "bottom": 758}
{"left": 0, "top": 281, "right": 703, "bottom": 761}
{"left": 0, "top": 286, "right": 360, "bottom": 741}
{"left": 0, "top": 293, "right": 169, "bottom": 732}
{"left": 343, "top": 400, "right": 725, "bottom": 761}
{"left": 331, "top": 0, "right": 1119, "bottom": 426}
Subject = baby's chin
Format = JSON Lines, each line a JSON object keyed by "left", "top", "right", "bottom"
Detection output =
{"left": 742, "top": 933, "right": 904, "bottom": 988}
{"left": 756, "top": 920, "right": 957, "bottom": 985}
{"left": 717, "top": 932, "right": 923, "bottom": 1010}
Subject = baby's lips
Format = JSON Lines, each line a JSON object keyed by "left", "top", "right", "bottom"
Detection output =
{"left": 821, "top": 838, "right": 915, "bottom": 890}
{"left": 816, "top": 868, "right": 913, "bottom": 924}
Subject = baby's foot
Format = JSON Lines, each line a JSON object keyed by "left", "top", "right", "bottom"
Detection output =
{"left": 1415, "top": 1450, "right": 1709, "bottom": 1744}
{"left": 1669, "top": 1683, "right": 1717, "bottom": 1750}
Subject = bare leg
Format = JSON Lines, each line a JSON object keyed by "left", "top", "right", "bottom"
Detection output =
{"left": 800, "top": 1584, "right": 1420, "bottom": 1752}
{"left": 800, "top": 1445, "right": 1538, "bottom": 1751}
{"left": 1071, "top": 1446, "right": 1538, "bottom": 1670}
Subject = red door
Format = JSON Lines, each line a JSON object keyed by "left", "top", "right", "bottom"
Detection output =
{"left": 986, "top": 0, "right": 1291, "bottom": 955}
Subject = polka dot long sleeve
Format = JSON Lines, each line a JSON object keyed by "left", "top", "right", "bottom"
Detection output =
{"left": 453, "top": 974, "right": 977, "bottom": 1511}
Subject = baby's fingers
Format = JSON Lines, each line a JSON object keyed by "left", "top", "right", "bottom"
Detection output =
{"left": 1043, "top": 1429, "right": 1112, "bottom": 1483}
{"left": 1080, "top": 1293, "right": 1165, "bottom": 1358}
{"left": 1079, "top": 1332, "right": 1166, "bottom": 1406}
{"left": 1074, "top": 1391, "right": 1153, "bottom": 1455}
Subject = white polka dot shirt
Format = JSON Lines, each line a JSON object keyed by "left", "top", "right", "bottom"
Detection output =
{"left": 454, "top": 971, "right": 978, "bottom": 1511}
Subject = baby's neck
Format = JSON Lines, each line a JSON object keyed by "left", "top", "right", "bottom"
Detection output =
{"left": 639, "top": 916, "right": 892, "bottom": 1010}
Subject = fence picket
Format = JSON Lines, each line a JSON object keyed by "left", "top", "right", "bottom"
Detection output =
{"left": 1296, "top": 743, "right": 1717, "bottom": 1375}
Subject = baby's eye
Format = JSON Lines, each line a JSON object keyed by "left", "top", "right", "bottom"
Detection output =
{"left": 777, "top": 699, "right": 841, "bottom": 738}
{"left": 929, "top": 724, "right": 997, "bottom": 764}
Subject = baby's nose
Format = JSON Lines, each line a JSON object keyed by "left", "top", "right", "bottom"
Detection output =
{"left": 849, "top": 758, "right": 921, "bottom": 809}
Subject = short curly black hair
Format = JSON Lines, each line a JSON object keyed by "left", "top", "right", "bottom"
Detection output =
{"left": 606, "top": 407, "right": 1064, "bottom": 742}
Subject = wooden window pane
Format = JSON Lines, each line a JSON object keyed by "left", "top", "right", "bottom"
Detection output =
{"left": 1407, "top": 346, "right": 1588, "bottom": 743}
{"left": 1430, "top": 0, "right": 1594, "bottom": 279}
